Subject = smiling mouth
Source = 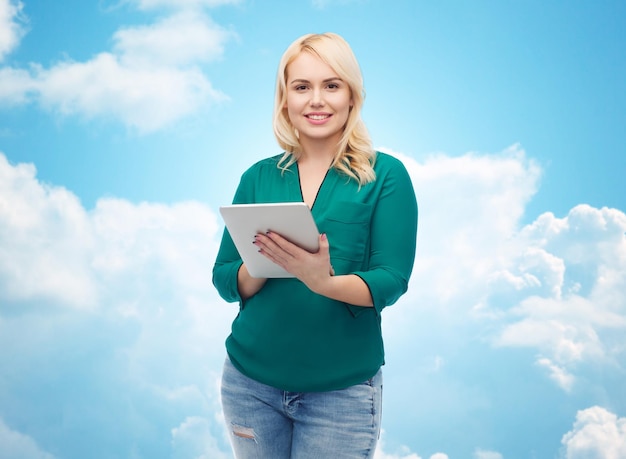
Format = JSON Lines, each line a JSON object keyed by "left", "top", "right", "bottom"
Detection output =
{"left": 306, "top": 114, "right": 331, "bottom": 120}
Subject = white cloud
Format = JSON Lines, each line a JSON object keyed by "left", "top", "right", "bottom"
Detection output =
{"left": 374, "top": 431, "right": 424, "bottom": 459}
{"left": 378, "top": 145, "right": 625, "bottom": 456}
{"left": 0, "top": 5, "right": 233, "bottom": 132}
{"left": 384, "top": 144, "right": 541, "bottom": 305}
{"left": 113, "top": 11, "right": 232, "bottom": 67}
{"left": 37, "top": 53, "right": 225, "bottom": 132}
{"left": 0, "top": 154, "right": 97, "bottom": 308}
{"left": 473, "top": 449, "right": 503, "bottom": 459}
{"left": 171, "top": 416, "right": 232, "bottom": 459}
{"left": 489, "top": 246, "right": 565, "bottom": 299}
{"left": 380, "top": 144, "right": 542, "bottom": 351}
{"left": 0, "top": 0, "right": 26, "bottom": 62}
{"left": 0, "top": 419, "right": 55, "bottom": 459}
{"left": 561, "top": 407, "right": 626, "bottom": 459}
{"left": 536, "top": 357, "right": 576, "bottom": 392}
{"left": 0, "top": 151, "right": 236, "bottom": 456}
{"left": 0, "top": 66, "right": 34, "bottom": 104}
{"left": 490, "top": 205, "right": 626, "bottom": 390}
{"left": 383, "top": 145, "right": 626, "bottom": 392}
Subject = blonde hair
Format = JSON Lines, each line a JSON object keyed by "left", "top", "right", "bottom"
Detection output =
{"left": 273, "top": 33, "right": 376, "bottom": 185}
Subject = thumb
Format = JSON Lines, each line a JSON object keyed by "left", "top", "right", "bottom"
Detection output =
{"left": 320, "top": 233, "right": 334, "bottom": 276}
{"left": 319, "top": 233, "right": 330, "bottom": 254}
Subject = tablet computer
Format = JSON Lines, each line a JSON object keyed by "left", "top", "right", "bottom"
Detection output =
{"left": 219, "top": 202, "right": 320, "bottom": 278}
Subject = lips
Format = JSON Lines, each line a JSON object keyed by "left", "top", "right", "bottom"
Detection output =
{"left": 305, "top": 113, "right": 331, "bottom": 121}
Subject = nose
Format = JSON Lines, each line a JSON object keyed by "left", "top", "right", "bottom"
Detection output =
{"left": 310, "top": 88, "right": 324, "bottom": 106}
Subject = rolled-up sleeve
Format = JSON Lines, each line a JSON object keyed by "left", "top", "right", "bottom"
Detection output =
{"left": 212, "top": 229, "right": 244, "bottom": 304}
{"left": 353, "top": 159, "right": 418, "bottom": 314}
{"left": 212, "top": 171, "right": 255, "bottom": 305}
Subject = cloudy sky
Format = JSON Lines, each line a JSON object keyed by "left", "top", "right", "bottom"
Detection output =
{"left": 1, "top": 1, "right": 625, "bottom": 458}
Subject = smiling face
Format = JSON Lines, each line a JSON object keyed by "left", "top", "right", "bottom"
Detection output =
{"left": 284, "top": 51, "right": 353, "bottom": 153}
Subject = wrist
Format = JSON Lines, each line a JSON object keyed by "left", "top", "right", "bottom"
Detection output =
{"left": 307, "top": 273, "right": 336, "bottom": 298}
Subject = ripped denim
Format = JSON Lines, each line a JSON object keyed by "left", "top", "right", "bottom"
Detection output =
{"left": 220, "top": 357, "right": 382, "bottom": 459}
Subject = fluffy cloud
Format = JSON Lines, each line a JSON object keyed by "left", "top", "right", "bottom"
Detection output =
{"left": 171, "top": 416, "right": 232, "bottom": 459}
{"left": 0, "top": 66, "right": 34, "bottom": 104}
{"left": 0, "top": 154, "right": 97, "bottom": 308}
{"left": 113, "top": 11, "right": 231, "bottom": 67}
{"left": 0, "top": 0, "right": 25, "bottom": 62}
{"left": 382, "top": 145, "right": 626, "bottom": 393}
{"left": 0, "top": 419, "right": 55, "bottom": 459}
{"left": 491, "top": 205, "right": 626, "bottom": 391}
{"left": 0, "top": 4, "right": 233, "bottom": 132}
{"left": 387, "top": 144, "right": 541, "bottom": 305}
{"left": 380, "top": 144, "right": 542, "bottom": 345}
{"left": 0, "top": 151, "right": 235, "bottom": 457}
{"left": 377, "top": 145, "right": 625, "bottom": 456}
{"left": 374, "top": 430, "right": 424, "bottom": 459}
{"left": 561, "top": 407, "right": 626, "bottom": 459}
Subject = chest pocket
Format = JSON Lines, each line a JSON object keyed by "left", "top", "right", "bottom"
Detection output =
{"left": 322, "top": 202, "right": 372, "bottom": 265}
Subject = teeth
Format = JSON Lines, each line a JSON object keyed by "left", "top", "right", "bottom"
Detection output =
{"left": 308, "top": 115, "right": 329, "bottom": 120}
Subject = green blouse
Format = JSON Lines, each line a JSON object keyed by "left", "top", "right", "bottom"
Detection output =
{"left": 213, "top": 151, "right": 418, "bottom": 392}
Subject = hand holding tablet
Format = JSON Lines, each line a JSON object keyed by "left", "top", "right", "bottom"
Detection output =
{"left": 219, "top": 202, "right": 320, "bottom": 278}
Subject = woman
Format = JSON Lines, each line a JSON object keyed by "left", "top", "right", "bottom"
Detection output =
{"left": 213, "top": 32, "right": 418, "bottom": 458}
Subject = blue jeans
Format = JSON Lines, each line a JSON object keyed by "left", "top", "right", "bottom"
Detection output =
{"left": 220, "top": 357, "right": 382, "bottom": 459}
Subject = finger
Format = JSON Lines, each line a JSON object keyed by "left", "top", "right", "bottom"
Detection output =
{"left": 255, "top": 233, "right": 292, "bottom": 264}
{"left": 320, "top": 234, "right": 334, "bottom": 275}
{"left": 264, "top": 231, "right": 301, "bottom": 257}
{"left": 255, "top": 243, "right": 288, "bottom": 269}
{"left": 319, "top": 233, "right": 330, "bottom": 255}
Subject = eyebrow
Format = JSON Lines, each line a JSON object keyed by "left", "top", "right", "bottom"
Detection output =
{"left": 289, "top": 77, "right": 343, "bottom": 84}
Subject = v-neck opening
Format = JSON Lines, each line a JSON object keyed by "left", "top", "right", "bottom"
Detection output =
{"left": 296, "top": 163, "right": 332, "bottom": 211}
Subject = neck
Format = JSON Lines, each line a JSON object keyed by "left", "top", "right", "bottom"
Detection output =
{"left": 298, "top": 136, "right": 340, "bottom": 165}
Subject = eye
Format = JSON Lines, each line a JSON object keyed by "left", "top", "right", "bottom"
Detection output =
{"left": 294, "top": 84, "right": 308, "bottom": 91}
{"left": 327, "top": 82, "right": 340, "bottom": 90}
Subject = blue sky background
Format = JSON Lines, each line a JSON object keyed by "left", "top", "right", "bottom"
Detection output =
{"left": 0, "top": 1, "right": 625, "bottom": 458}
